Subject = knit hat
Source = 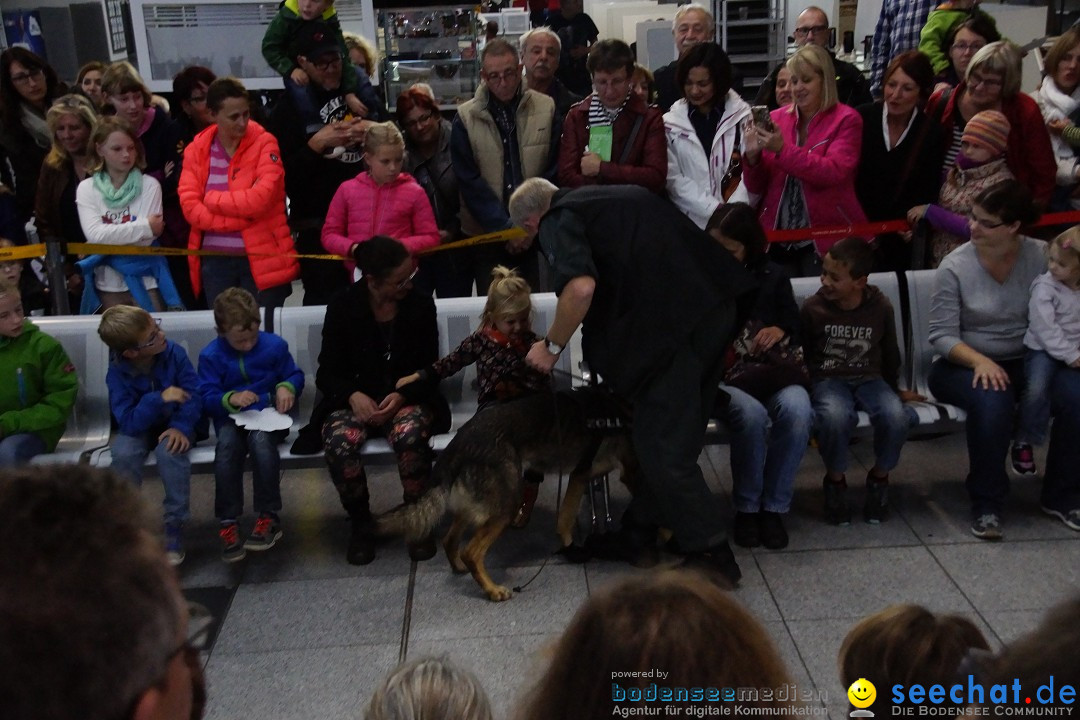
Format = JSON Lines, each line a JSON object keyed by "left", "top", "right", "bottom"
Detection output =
{"left": 962, "top": 110, "right": 1010, "bottom": 155}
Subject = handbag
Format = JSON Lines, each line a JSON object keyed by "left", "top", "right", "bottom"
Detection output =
{"left": 723, "top": 318, "right": 810, "bottom": 401}
{"left": 720, "top": 122, "right": 742, "bottom": 202}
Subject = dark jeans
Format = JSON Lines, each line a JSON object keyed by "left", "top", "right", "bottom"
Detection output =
{"left": 295, "top": 228, "right": 349, "bottom": 306}
{"left": 928, "top": 358, "right": 1025, "bottom": 515}
{"left": 214, "top": 421, "right": 287, "bottom": 520}
{"left": 1043, "top": 364, "right": 1080, "bottom": 512}
{"left": 201, "top": 255, "right": 292, "bottom": 330}
{"left": 1016, "top": 349, "right": 1060, "bottom": 446}
{"left": 626, "top": 302, "right": 735, "bottom": 552}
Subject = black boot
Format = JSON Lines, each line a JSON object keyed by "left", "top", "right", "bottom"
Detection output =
{"left": 345, "top": 502, "right": 376, "bottom": 566}
{"left": 681, "top": 540, "right": 742, "bottom": 587}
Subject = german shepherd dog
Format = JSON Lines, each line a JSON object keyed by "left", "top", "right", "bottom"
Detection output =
{"left": 376, "top": 389, "right": 638, "bottom": 601}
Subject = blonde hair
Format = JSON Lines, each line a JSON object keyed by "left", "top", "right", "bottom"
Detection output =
{"left": 101, "top": 61, "right": 152, "bottom": 107}
{"left": 482, "top": 266, "right": 532, "bottom": 328}
{"left": 364, "top": 656, "right": 493, "bottom": 720}
{"left": 213, "top": 287, "right": 260, "bottom": 332}
{"left": 1051, "top": 226, "right": 1080, "bottom": 267}
{"left": 98, "top": 305, "right": 154, "bottom": 352}
{"left": 786, "top": 43, "right": 838, "bottom": 115}
{"left": 45, "top": 94, "right": 98, "bottom": 169}
{"left": 87, "top": 116, "right": 146, "bottom": 175}
{"left": 343, "top": 32, "right": 377, "bottom": 73}
{"left": 364, "top": 121, "right": 405, "bottom": 154}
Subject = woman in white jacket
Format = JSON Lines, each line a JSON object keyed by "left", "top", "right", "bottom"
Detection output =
{"left": 1033, "top": 28, "right": 1080, "bottom": 211}
{"left": 664, "top": 42, "right": 752, "bottom": 229}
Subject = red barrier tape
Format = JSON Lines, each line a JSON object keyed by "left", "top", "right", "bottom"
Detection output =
{"left": 762, "top": 210, "right": 1080, "bottom": 243}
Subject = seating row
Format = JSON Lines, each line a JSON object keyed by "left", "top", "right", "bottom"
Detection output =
{"left": 28, "top": 271, "right": 964, "bottom": 473}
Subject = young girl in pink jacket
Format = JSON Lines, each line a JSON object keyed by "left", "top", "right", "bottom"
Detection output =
{"left": 322, "top": 122, "right": 440, "bottom": 279}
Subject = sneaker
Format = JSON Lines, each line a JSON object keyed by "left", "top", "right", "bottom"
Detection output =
{"left": 1041, "top": 506, "right": 1080, "bottom": 532}
{"left": 823, "top": 476, "right": 851, "bottom": 526}
{"left": 1011, "top": 443, "right": 1037, "bottom": 475}
{"left": 732, "top": 511, "right": 761, "bottom": 548}
{"left": 164, "top": 523, "right": 185, "bottom": 566}
{"left": 864, "top": 473, "right": 889, "bottom": 524}
{"left": 759, "top": 511, "right": 789, "bottom": 550}
{"left": 681, "top": 540, "right": 742, "bottom": 587}
{"left": 219, "top": 522, "right": 246, "bottom": 563}
{"left": 970, "top": 513, "right": 1003, "bottom": 540}
{"left": 244, "top": 514, "right": 282, "bottom": 551}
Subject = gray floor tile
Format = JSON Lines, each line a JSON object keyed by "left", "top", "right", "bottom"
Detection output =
{"left": 930, "top": 541, "right": 1080, "bottom": 613}
{"left": 981, "top": 609, "right": 1049, "bottom": 645}
{"left": 758, "top": 546, "right": 975, "bottom": 621}
{"left": 408, "top": 564, "right": 588, "bottom": 641}
{"left": 213, "top": 575, "right": 408, "bottom": 653}
{"left": 786, "top": 618, "right": 866, "bottom": 719}
{"left": 406, "top": 634, "right": 556, "bottom": 720}
{"left": 762, "top": 621, "right": 817, "bottom": 695}
{"left": 204, "top": 643, "right": 399, "bottom": 720}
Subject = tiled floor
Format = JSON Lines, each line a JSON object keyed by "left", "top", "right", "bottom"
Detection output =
{"left": 146, "top": 432, "right": 1080, "bottom": 720}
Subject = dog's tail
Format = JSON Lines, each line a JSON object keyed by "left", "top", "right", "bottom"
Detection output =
{"left": 375, "top": 485, "right": 447, "bottom": 543}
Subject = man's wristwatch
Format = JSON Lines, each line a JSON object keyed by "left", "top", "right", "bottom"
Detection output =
{"left": 544, "top": 337, "right": 564, "bottom": 356}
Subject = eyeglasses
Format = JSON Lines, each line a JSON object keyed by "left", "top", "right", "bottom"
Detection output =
{"left": 793, "top": 24, "right": 828, "bottom": 37}
{"left": 968, "top": 73, "right": 1003, "bottom": 89}
{"left": 403, "top": 110, "right": 435, "bottom": 129}
{"left": 952, "top": 42, "right": 985, "bottom": 54}
{"left": 10, "top": 67, "right": 44, "bottom": 85}
{"left": 968, "top": 211, "right": 1006, "bottom": 229}
{"left": 311, "top": 54, "right": 343, "bottom": 71}
{"left": 133, "top": 318, "right": 163, "bottom": 350}
{"left": 483, "top": 68, "right": 520, "bottom": 85}
{"left": 124, "top": 602, "right": 211, "bottom": 720}
{"left": 394, "top": 267, "right": 419, "bottom": 289}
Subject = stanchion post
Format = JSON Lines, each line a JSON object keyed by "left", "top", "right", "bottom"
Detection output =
{"left": 43, "top": 238, "right": 70, "bottom": 315}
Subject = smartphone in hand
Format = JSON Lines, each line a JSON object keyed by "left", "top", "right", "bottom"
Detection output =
{"left": 751, "top": 105, "right": 774, "bottom": 132}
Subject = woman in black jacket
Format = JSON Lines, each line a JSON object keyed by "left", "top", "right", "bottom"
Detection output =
{"left": 311, "top": 236, "right": 449, "bottom": 566}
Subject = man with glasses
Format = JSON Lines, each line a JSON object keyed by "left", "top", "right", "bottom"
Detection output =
{"left": 0, "top": 466, "right": 207, "bottom": 720}
{"left": 521, "top": 27, "right": 582, "bottom": 123}
{"left": 654, "top": 3, "right": 734, "bottom": 113}
{"left": 754, "top": 6, "right": 872, "bottom": 110}
{"left": 451, "top": 38, "right": 559, "bottom": 292}
{"left": 270, "top": 20, "right": 370, "bottom": 305}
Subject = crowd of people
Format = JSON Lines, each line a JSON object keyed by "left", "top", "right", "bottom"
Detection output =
{"left": 0, "top": 1, "right": 1077, "bottom": 574}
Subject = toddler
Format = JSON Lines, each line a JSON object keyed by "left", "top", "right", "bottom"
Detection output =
{"left": 198, "top": 288, "right": 304, "bottom": 562}
{"left": 1013, "top": 228, "right": 1080, "bottom": 482}
{"left": 0, "top": 280, "right": 77, "bottom": 466}
{"left": 397, "top": 266, "right": 552, "bottom": 525}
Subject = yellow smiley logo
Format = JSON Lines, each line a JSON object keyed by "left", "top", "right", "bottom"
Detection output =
{"left": 848, "top": 678, "right": 877, "bottom": 709}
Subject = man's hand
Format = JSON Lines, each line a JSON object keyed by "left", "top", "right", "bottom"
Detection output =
{"left": 525, "top": 339, "right": 559, "bottom": 374}
{"left": 580, "top": 152, "right": 602, "bottom": 177}
{"left": 230, "top": 390, "right": 258, "bottom": 409}
{"left": 290, "top": 67, "right": 310, "bottom": 86}
{"left": 161, "top": 386, "right": 190, "bottom": 404}
{"left": 348, "top": 391, "right": 379, "bottom": 423}
{"left": 308, "top": 122, "right": 355, "bottom": 154}
{"left": 750, "top": 326, "right": 785, "bottom": 355}
{"left": 344, "top": 92, "right": 369, "bottom": 118}
{"left": 369, "top": 392, "right": 405, "bottom": 425}
{"left": 506, "top": 232, "right": 533, "bottom": 255}
{"left": 275, "top": 386, "right": 295, "bottom": 413}
{"left": 158, "top": 428, "right": 190, "bottom": 454}
{"left": 897, "top": 389, "right": 926, "bottom": 403}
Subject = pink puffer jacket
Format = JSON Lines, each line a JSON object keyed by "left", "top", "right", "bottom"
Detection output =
{"left": 321, "top": 171, "right": 440, "bottom": 273}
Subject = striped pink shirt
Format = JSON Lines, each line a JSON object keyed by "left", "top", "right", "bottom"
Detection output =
{"left": 200, "top": 137, "right": 245, "bottom": 253}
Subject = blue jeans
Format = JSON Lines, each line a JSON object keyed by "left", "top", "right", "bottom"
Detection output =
{"left": 110, "top": 432, "right": 192, "bottom": 526}
{"left": 928, "top": 358, "right": 1025, "bottom": 516}
{"left": 0, "top": 433, "right": 46, "bottom": 467}
{"left": 1016, "top": 349, "right": 1061, "bottom": 446}
{"left": 720, "top": 384, "right": 812, "bottom": 513}
{"left": 1043, "top": 365, "right": 1080, "bottom": 512}
{"left": 812, "top": 377, "right": 910, "bottom": 475}
{"left": 214, "top": 421, "right": 286, "bottom": 521}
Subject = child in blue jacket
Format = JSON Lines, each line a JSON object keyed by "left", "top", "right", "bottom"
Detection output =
{"left": 99, "top": 305, "right": 203, "bottom": 565}
{"left": 198, "top": 288, "right": 304, "bottom": 563}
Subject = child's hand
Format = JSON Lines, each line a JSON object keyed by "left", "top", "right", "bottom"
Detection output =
{"left": 148, "top": 214, "right": 165, "bottom": 236}
{"left": 1048, "top": 117, "right": 1071, "bottom": 135}
{"left": 395, "top": 372, "right": 420, "bottom": 389}
{"left": 344, "top": 93, "right": 368, "bottom": 118}
{"left": 230, "top": 390, "right": 258, "bottom": 409}
{"left": 907, "top": 205, "right": 929, "bottom": 225}
{"left": 897, "top": 389, "right": 926, "bottom": 403}
{"left": 158, "top": 428, "right": 190, "bottom": 454}
{"left": 275, "top": 386, "right": 295, "bottom": 413}
{"left": 161, "top": 386, "right": 190, "bottom": 404}
{"left": 290, "top": 67, "right": 309, "bottom": 86}
{"left": 349, "top": 391, "right": 379, "bottom": 423}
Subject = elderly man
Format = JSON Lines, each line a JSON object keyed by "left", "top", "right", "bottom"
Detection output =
{"left": 654, "top": 3, "right": 744, "bottom": 112}
{"left": 0, "top": 466, "right": 205, "bottom": 720}
{"left": 452, "top": 38, "right": 559, "bottom": 292}
{"left": 510, "top": 179, "right": 756, "bottom": 584}
{"left": 755, "top": 6, "right": 872, "bottom": 110}
{"left": 270, "top": 20, "right": 369, "bottom": 305}
{"left": 521, "top": 26, "right": 582, "bottom": 122}
{"left": 557, "top": 39, "right": 666, "bottom": 194}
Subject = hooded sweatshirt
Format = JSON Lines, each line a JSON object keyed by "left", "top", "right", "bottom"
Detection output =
{"left": 800, "top": 284, "right": 902, "bottom": 389}
{"left": 0, "top": 321, "right": 78, "bottom": 451}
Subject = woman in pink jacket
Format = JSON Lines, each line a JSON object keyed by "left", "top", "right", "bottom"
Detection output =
{"left": 322, "top": 122, "right": 440, "bottom": 281}
{"left": 744, "top": 44, "right": 867, "bottom": 278}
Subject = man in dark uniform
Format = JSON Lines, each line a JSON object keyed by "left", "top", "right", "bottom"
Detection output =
{"left": 510, "top": 180, "right": 756, "bottom": 584}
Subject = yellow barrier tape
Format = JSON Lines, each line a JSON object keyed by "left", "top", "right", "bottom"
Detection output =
{"left": 0, "top": 244, "right": 47, "bottom": 262}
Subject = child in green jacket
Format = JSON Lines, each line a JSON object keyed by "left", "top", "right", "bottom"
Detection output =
{"left": 0, "top": 280, "right": 78, "bottom": 465}
{"left": 919, "top": 1, "right": 1000, "bottom": 75}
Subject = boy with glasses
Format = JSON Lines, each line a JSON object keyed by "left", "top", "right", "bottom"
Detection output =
{"left": 99, "top": 305, "right": 203, "bottom": 565}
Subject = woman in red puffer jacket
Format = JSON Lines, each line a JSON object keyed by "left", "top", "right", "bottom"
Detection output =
{"left": 322, "top": 122, "right": 440, "bottom": 280}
